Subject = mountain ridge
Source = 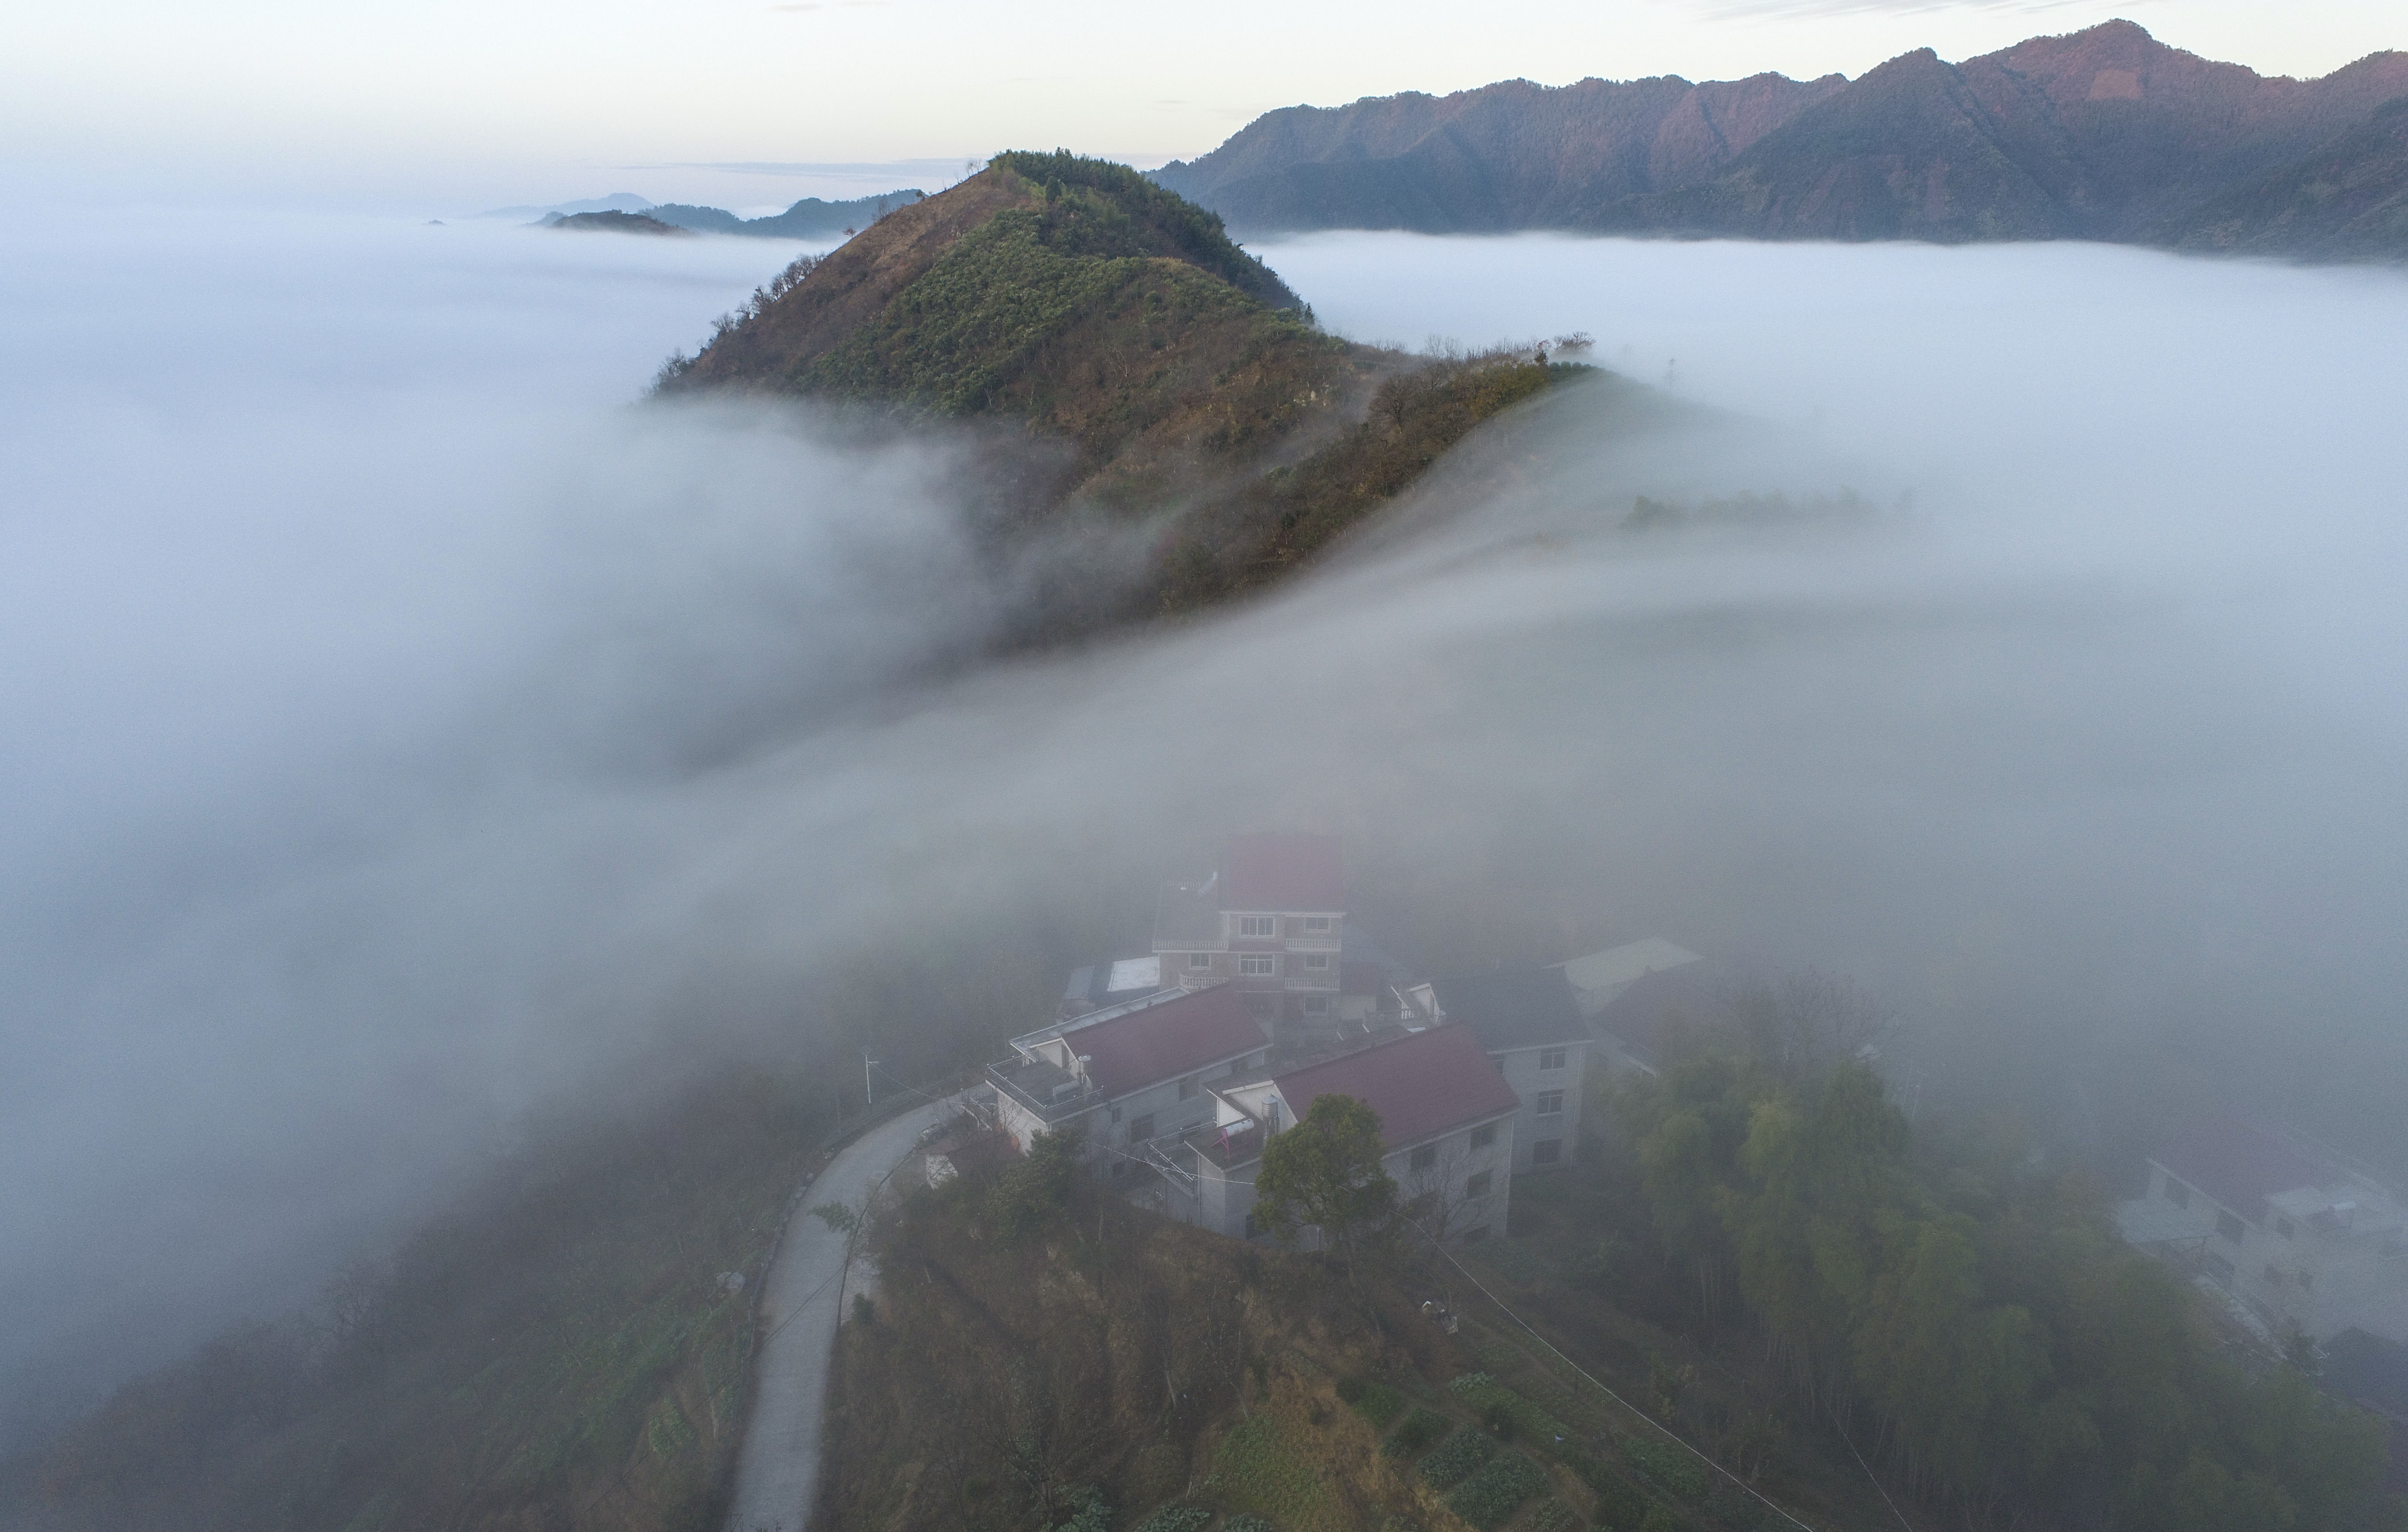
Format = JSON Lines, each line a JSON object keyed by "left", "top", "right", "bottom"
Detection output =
{"left": 1153, "top": 21, "right": 2408, "bottom": 258}
{"left": 662, "top": 150, "right": 1614, "bottom": 629}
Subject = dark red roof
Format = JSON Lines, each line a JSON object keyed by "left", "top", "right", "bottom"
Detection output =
{"left": 2155, "top": 1117, "right": 2334, "bottom": 1219}
{"left": 1273, "top": 1024, "right": 1519, "bottom": 1151}
{"left": 1222, "top": 833, "right": 1345, "bottom": 911}
{"left": 1067, "top": 984, "right": 1268, "bottom": 1098}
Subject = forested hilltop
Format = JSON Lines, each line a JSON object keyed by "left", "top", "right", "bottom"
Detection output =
{"left": 1151, "top": 20, "right": 2408, "bottom": 260}
{"left": 657, "top": 150, "right": 1629, "bottom": 627}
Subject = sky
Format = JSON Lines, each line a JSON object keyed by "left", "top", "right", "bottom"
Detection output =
{"left": 4, "top": 211, "right": 2405, "bottom": 1446}
{"left": 3, "top": 0, "right": 2401, "bottom": 212}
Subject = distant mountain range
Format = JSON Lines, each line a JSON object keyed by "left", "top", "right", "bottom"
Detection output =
{"left": 645, "top": 189, "right": 924, "bottom": 238}
{"left": 472, "top": 189, "right": 925, "bottom": 237}
{"left": 472, "top": 192, "right": 657, "bottom": 221}
{"left": 1151, "top": 20, "right": 2408, "bottom": 258}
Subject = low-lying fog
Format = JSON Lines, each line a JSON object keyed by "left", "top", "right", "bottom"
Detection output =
{"left": 4, "top": 213, "right": 2404, "bottom": 1447}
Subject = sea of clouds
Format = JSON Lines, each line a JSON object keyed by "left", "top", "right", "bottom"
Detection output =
{"left": 4, "top": 212, "right": 2404, "bottom": 1444}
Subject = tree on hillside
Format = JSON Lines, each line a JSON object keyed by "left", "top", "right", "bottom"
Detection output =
{"left": 990, "top": 1127, "right": 1084, "bottom": 1243}
{"left": 1253, "top": 1093, "right": 1397, "bottom": 1289}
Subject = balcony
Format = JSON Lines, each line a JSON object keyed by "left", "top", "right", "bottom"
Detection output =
{"left": 1177, "top": 1117, "right": 1266, "bottom": 1173}
{"left": 987, "top": 1055, "right": 1099, "bottom": 1125}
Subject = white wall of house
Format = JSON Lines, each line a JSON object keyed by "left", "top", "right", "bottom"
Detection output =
{"left": 1488, "top": 1040, "right": 1585, "bottom": 1172}
{"left": 1392, "top": 1113, "right": 1519, "bottom": 1242}
{"left": 1154, "top": 909, "right": 1343, "bottom": 1022}
{"left": 2143, "top": 1161, "right": 2408, "bottom": 1343}
{"left": 994, "top": 1048, "right": 1266, "bottom": 1171}
{"left": 1179, "top": 1108, "right": 1517, "bottom": 1247}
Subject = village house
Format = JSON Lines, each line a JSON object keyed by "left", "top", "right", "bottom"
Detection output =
{"left": 2118, "top": 1117, "right": 2408, "bottom": 1346}
{"left": 1152, "top": 833, "right": 1345, "bottom": 1026}
{"left": 1160, "top": 1023, "right": 1522, "bottom": 1247}
{"left": 1559, "top": 937, "right": 1705, "bottom": 1076}
{"left": 988, "top": 983, "right": 1271, "bottom": 1184}
{"left": 1406, "top": 968, "right": 1590, "bottom": 1173}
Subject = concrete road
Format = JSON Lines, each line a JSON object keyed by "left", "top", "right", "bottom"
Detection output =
{"left": 724, "top": 1098, "right": 949, "bottom": 1532}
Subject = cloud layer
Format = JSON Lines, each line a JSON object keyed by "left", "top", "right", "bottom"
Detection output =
{"left": 4, "top": 215, "right": 2405, "bottom": 1448}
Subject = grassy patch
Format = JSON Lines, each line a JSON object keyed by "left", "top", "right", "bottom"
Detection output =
{"left": 1215, "top": 1412, "right": 1341, "bottom": 1529}
{"left": 1616, "top": 1434, "right": 1708, "bottom": 1502}
{"left": 1130, "top": 1507, "right": 1213, "bottom": 1532}
{"left": 1448, "top": 1372, "right": 1569, "bottom": 1444}
{"left": 1418, "top": 1427, "right": 1500, "bottom": 1490}
{"left": 1526, "top": 1498, "right": 1583, "bottom": 1532}
{"left": 1445, "top": 1451, "right": 1550, "bottom": 1530}
{"left": 1336, "top": 1375, "right": 1405, "bottom": 1428}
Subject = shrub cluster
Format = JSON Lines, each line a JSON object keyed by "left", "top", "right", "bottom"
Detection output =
{"left": 1614, "top": 1434, "right": 1708, "bottom": 1501}
{"left": 1447, "top": 1372, "right": 1568, "bottom": 1443}
{"left": 1335, "top": 1375, "right": 1404, "bottom": 1427}
{"left": 1382, "top": 1406, "right": 1451, "bottom": 1459}
{"left": 1446, "top": 1451, "right": 1551, "bottom": 1530}
{"left": 1418, "top": 1427, "right": 1499, "bottom": 1490}
{"left": 1622, "top": 1053, "right": 2398, "bottom": 1526}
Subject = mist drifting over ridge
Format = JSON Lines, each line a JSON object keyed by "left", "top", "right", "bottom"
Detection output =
{"left": 4, "top": 210, "right": 2407, "bottom": 1451}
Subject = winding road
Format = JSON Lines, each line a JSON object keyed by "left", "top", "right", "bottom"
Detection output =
{"left": 723, "top": 1098, "right": 949, "bottom": 1532}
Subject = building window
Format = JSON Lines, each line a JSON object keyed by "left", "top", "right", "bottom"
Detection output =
{"left": 1111, "top": 1158, "right": 1129, "bottom": 1179}
{"left": 1303, "top": 954, "right": 1329, "bottom": 970}
{"left": 2216, "top": 1210, "right": 2247, "bottom": 1244}
{"left": 1109, "top": 1105, "right": 1123, "bottom": 1124}
{"left": 2265, "top": 1264, "right": 2285, "bottom": 1286}
{"left": 2165, "top": 1178, "right": 2190, "bottom": 1209}
{"left": 1239, "top": 915, "right": 1276, "bottom": 937}
{"left": 1462, "top": 1226, "right": 1490, "bottom": 1244}
{"left": 2276, "top": 1217, "right": 2295, "bottom": 1239}
{"left": 1409, "top": 1144, "right": 1438, "bottom": 1172}
{"left": 2204, "top": 1251, "right": 2234, "bottom": 1286}
{"left": 1179, "top": 1076, "right": 1199, "bottom": 1100}
{"left": 1187, "top": 952, "right": 1212, "bottom": 969}
{"left": 1539, "top": 1047, "right": 1567, "bottom": 1071}
{"left": 1244, "top": 1212, "right": 1260, "bottom": 1237}
{"left": 1129, "top": 1114, "right": 1155, "bottom": 1143}
{"left": 1302, "top": 996, "right": 1329, "bottom": 1015}
{"left": 1471, "top": 1123, "right": 1496, "bottom": 1149}
{"left": 1466, "top": 1171, "right": 1492, "bottom": 1199}
{"left": 1533, "top": 1139, "right": 1563, "bottom": 1165}
{"left": 1535, "top": 1090, "right": 1565, "bottom": 1117}
{"left": 1303, "top": 915, "right": 1333, "bottom": 933}
{"left": 1239, "top": 955, "right": 1277, "bottom": 976}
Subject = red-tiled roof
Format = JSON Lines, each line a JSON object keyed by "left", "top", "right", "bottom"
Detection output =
{"left": 2155, "top": 1117, "right": 2334, "bottom": 1219}
{"left": 1273, "top": 1024, "right": 1519, "bottom": 1151}
{"left": 1067, "top": 984, "right": 1268, "bottom": 1099}
{"left": 1222, "top": 833, "right": 1345, "bottom": 911}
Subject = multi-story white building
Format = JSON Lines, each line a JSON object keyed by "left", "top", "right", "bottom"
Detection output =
{"left": 2119, "top": 1117, "right": 2408, "bottom": 1345}
{"left": 1161, "top": 1023, "right": 1522, "bottom": 1247}
{"left": 1410, "top": 968, "right": 1590, "bottom": 1173}
{"left": 988, "top": 983, "right": 1271, "bottom": 1186}
{"left": 1152, "top": 834, "right": 1345, "bottom": 1027}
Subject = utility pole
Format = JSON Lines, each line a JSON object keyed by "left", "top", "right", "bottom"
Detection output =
{"left": 862, "top": 1049, "right": 877, "bottom": 1108}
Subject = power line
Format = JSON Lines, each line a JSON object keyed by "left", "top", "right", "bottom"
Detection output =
{"left": 1421, "top": 1234, "right": 1826, "bottom": 1532}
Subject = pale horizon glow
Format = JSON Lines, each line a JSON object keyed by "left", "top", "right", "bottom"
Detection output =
{"left": 2, "top": 0, "right": 2400, "bottom": 214}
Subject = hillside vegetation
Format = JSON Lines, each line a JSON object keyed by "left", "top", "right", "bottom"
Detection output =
{"left": 661, "top": 151, "right": 1606, "bottom": 633}
{"left": 2161, "top": 97, "right": 2408, "bottom": 258}
{"left": 10, "top": 1072, "right": 824, "bottom": 1532}
{"left": 823, "top": 1127, "right": 1869, "bottom": 1532}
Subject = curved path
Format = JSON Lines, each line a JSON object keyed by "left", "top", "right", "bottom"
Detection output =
{"left": 724, "top": 1098, "right": 949, "bottom": 1532}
